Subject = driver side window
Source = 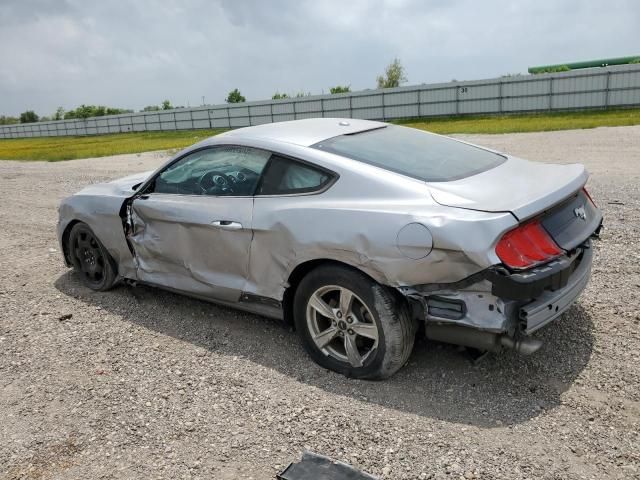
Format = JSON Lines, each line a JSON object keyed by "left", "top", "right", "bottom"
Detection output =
{"left": 150, "top": 146, "right": 270, "bottom": 196}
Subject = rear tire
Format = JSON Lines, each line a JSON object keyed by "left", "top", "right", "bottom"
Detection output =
{"left": 68, "top": 223, "right": 117, "bottom": 291}
{"left": 294, "top": 265, "right": 416, "bottom": 379}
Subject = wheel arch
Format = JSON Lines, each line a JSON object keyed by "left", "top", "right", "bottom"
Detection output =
{"left": 62, "top": 219, "right": 119, "bottom": 276}
{"left": 282, "top": 258, "right": 398, "bottom": 327}
{"left": 61, "top": 219, "right": 82, "bottom": 266}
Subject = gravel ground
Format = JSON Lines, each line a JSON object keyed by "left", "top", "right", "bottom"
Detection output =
{"left": 1, "top": 126, "right": 638, "bottom": 479}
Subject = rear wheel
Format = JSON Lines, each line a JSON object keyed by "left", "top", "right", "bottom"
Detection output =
{"left": 294, "top": 265, "right": 416, "bottom": 379}
{"left": 68, "top": 223, "right": 117, "bottom": 291}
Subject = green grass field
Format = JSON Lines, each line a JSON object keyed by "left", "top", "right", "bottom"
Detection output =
{"left": 396, "top": 107, "right": 640, "bottom": 134}
{"left": 1, "top": 108, "right": 639, "bottom": 161}
{"left": 0, "top": 129, "right": 226, "bottom": 161}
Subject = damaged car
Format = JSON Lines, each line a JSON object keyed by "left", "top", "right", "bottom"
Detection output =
{"left": 58, "top": 118, "right": 602, "bottom": 379}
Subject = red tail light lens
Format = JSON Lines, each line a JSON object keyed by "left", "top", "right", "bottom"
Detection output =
{"left": 495, "top": 220, "right": 562, "bottom": 269}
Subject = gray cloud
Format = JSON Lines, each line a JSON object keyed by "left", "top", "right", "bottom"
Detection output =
{"left": 0, "top": 0, "right": 638, "bottom": 116}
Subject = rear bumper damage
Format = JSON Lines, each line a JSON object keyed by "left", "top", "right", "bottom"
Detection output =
{"left": 404, "top": 239, "right": 595, "bottom": 354}
{"left": 518, "top": 244, "right": 592, "bottom": 334}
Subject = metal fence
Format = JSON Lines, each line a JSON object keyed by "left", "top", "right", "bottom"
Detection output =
{"left": 2, "top": 63, "right": 640, "bottom": 139}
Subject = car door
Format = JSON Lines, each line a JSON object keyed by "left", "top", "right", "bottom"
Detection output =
{"left": 128, "top": 145, "right": 271, "bottom": 302}
{"left": 247, "top": 154, "right": 338, "bottom": 300}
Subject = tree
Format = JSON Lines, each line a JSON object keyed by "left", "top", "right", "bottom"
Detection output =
{"left": 142, "top": 105, "right": 161, "bottom": 112}
{"left": 532, "top": 65, "right": 569, "bottom": 74}
{"left": 53, "top": 107, "right": 65, "bottom": 120}
{"left": 0, "top": 115, "right": 19, "bottom": 125}
{"left": 272, "top": 91, "right": 310, "bottom": 99}
{"left": 376, "top": 58, "right": 407, "bottom": 88}
{"left": 162, "top": 100, "right": 172, "bottom": 110}
{"left": 330, "top": 85, "right": 351, "bottom": 94}
{"left": 63, "top": 105, "right": 130, "bottom": 119}
{"left": 64, "top": 105, "right": 90, "bottom": 119}
{"left": 106, "top": 107, "right": 132, "bottom": 115}
{"left": 64, "top": 105, "right": 93, "bottom": 119}
{"left": 19, "top": 110, "right": 39, "bottom": 123}
{"left": 226, "top": 89, "right": 246, "bottom": 103}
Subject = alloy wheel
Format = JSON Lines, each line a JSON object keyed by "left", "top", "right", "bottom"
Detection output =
{"left": 305, "top": 285, "right": 379, "bottom": 367}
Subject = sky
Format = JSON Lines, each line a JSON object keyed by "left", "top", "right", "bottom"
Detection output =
{"left": 0, "top": 0, "right": 639, "bottom": 117}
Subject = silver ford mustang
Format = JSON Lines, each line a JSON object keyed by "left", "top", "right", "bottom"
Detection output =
{"left": 58, "top": 118, "right": 602, "bottom": 379}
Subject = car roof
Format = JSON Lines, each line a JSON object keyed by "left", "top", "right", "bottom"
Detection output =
{"left": 216, "top": 118, "right": 387, "bottom": 147}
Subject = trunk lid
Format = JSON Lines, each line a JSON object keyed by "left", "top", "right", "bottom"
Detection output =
{"left": 427, "top": 156, "right": 589, "bottom": 221}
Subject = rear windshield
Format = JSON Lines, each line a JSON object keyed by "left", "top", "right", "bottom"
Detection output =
{"left": 312, "top": 125, "right": 505, "bottom": 182}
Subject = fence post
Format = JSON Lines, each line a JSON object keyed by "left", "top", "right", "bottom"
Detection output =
{"left": 604, "top": 71, "right": 611, "bottom": 108}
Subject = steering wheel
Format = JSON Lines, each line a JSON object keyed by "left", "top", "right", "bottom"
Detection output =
{"left": 198, "top": 171, "right": 235, "bottom": 195}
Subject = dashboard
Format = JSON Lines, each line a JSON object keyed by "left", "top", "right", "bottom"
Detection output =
{"left": 153, "top": 165, "right": 261, "bottom": 196}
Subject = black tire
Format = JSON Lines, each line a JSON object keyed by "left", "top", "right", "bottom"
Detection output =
{"left": 294, "top": 265, "right": 416, "bottom": 379}
{"left": 68, "top": 223, "right": 117, "bottom": 291}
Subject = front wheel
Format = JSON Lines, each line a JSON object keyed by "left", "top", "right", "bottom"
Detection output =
{"left": 68, "top": 223, "right": 117, "bottom": 291}
{"left": 294, "top": 265, "right": 416, "bottom": 379}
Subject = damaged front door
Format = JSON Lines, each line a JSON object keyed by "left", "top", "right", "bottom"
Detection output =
{"left": 128, "top": 145, "right": 271, "bottom": 302}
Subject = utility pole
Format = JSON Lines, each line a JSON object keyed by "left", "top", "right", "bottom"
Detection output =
{"left": 201, "top": 96, "right": 205, "bottom": 106}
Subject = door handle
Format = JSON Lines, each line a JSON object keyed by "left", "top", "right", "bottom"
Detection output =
{"left": 211, "top": 220, "right": 243, "bottom": 230}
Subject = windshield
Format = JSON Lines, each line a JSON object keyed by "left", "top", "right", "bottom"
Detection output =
{"left": 312, "top": 125, "right": 506, "bottom": 182}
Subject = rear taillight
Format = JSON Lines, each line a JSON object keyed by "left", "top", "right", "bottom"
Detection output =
{"left": 582, "top": 187, "right": 596, "bottom": 207}
{"left": 495, "top": 220, "right": 562, "bottom": 269}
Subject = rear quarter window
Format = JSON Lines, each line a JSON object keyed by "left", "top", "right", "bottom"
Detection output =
{"left": 257, "top": 155, "right": 334, "bottom": 195}
{"left": 312, "top": 125, "right": 505, "bottom": 182}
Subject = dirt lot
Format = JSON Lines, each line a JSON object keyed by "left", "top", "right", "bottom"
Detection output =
{"left": 1, "top": 126, "right": 639, "bottom": 479}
